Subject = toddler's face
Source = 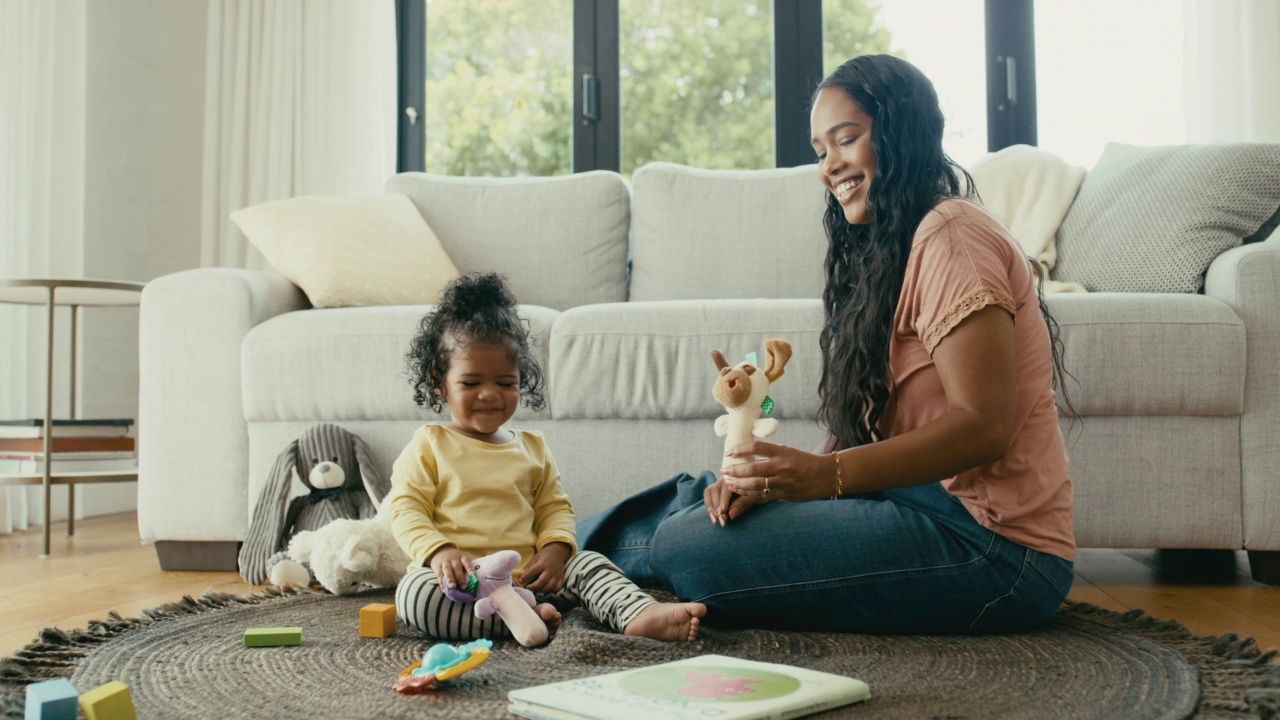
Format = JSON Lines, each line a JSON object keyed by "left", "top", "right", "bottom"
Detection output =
{"left": 440, "top": 341, "right": 520, "bottom": 441}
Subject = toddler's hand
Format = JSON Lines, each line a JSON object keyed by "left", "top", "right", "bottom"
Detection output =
{"left": 521, "top": 542, "right": 571, "bottom": 593}
{"left": 429, "top": 546, "right": 473, "bottom": 592}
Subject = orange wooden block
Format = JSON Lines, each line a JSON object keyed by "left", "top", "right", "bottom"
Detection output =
{"left": 360, "top": 603, "right": 396, "bottom": 638}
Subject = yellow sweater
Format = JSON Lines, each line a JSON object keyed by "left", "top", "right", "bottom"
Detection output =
{"left": 387, "top": 424, "right": 578, "bottom": 578}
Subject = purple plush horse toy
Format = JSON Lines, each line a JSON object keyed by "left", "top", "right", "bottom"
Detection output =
{"left": 443, "top": 550, "right": 549, "bottom": 647}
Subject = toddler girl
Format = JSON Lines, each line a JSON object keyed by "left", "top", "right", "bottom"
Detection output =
{"left": 389, "top": 272, "right": 705, "bottom": 643}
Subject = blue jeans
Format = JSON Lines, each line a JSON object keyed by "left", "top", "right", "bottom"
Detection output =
{"left": 577, "top": 472, "right": 1074, "bottom": 634}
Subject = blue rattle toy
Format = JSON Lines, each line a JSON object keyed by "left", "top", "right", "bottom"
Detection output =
{"left": 393, "top": 638, "right": 493, "bottom": 694}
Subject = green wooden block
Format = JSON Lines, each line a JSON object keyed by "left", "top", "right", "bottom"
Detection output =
{"left": 243, "top": 627, "right": 302, "bottom": 647}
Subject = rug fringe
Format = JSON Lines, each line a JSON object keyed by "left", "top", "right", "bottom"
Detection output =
{"left": 1064, "top": 600, "right": 1280, "bottom": 717}
{"left": 0, "top": 586, "right": 308, "bottom": 688}
{"left": 4, "top": 593, "right": 1275, "bottom": 719}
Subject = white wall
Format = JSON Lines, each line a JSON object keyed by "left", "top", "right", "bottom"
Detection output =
{"left": 73, "top": 0, "right": 208, "bottom": 518}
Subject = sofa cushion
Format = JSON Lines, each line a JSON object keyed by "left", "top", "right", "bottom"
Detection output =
{"left": 1045, "top": 293, "right": 1244, "bottom": 416}
{"left": 241, "top": 305, "right": 559, "bottom": 422}
{"left": 549, "top": 300, "right": 825, "bottom": 420}
{"left": 385, "top": 172, "right": 629, "bottom": 311}
{"left": 549, "top": 295, "right": 1243, "bottom": 422}
{"left": 1052, "top": 142, "right": 1280, "bottom": 293}
{"left": 629, "top": 163, "right": 829, "bottom": 301}
{"left": 230, "top": 194, "right": 460, "bottom": 308}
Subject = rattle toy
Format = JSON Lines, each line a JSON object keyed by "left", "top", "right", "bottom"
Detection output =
{"left": 712, "top": 339, "right": 793, "bottom": 474}
{"left": 442, "top": 549, "right": 550, "bottom": 647}
{"left": 393, "top": 639, "right": 493, "bottom": 694}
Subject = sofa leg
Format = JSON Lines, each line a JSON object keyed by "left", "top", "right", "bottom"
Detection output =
{"left": 1247, "top": 550, "right": 1280, "bottom": 585}
{"left": 1154, "top": 549, "right": 1237, "bottom": 584}
{"left": 154, "top": 540, "right": 242, "bottom": 572}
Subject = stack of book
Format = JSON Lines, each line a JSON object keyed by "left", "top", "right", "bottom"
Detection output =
{"left": 0, "top": 419, "right": 136, "bottom": 474}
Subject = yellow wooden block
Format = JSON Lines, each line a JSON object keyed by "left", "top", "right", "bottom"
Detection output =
{"left": 360, "top": 603, "right": 397, "bottom": 638}
{"left": 79, "top": 681, "right": 136, "bottom": 720}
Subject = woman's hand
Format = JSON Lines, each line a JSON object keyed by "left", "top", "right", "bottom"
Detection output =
{"left": 521, "top": 542, "right": 571, "bottom": 592}
{"left": 704, "top": 476, "right": 772, "bottom": 526}
{"left": 719, "top": 440, "right": 839, "bottom": 503}
{"left": 429, "top": 546, "right": 473, "bottom": 592}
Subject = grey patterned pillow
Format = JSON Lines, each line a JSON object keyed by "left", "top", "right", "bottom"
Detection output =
{"left": 1052, "top": 143, "right": 1280, "bottom": 293}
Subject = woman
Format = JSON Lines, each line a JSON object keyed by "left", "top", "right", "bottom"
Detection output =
{"left": 584, "top": 54, "right": 1076, "bottom": 635}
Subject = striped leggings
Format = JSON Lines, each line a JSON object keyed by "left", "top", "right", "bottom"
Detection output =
{"left": 395, "top": 550, "right": 655, "bottom": 640}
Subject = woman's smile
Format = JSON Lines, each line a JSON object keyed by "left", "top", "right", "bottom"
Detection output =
{"left": 834, "top": 175, "right": 866, "bottom": 204}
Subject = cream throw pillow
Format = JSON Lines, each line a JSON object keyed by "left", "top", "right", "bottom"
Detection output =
{"left": 231, "top": 193, "right": 460, "bottom": 308}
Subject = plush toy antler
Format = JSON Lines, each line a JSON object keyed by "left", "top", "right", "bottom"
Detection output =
{"left": 711, "top": 339, "right": 792, "bottom": 467}
{"left": 443, "top": 550, "right": 548, "bottom": 647}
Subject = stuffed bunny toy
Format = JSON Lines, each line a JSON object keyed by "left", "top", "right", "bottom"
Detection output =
{"left": 238, "top": 423, "right": 390, "bottom": 585}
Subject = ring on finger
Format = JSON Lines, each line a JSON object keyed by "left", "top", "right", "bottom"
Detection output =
{"left": 763, "top": 476, "right": 771, "bottom": 495}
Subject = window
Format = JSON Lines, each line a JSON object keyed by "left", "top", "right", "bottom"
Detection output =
{"left": 619, "top": 1, "right": 776, "bottom": 173}
{"left": 824, "top": 0, "right": 987, "bottom": 168}
{"left": 423, "top": 0, "right": 575, "bottom": 176}
{"left": 398, "top": 0, "right": 1032, "bottom": 175}
{"left": 1035, "top": 0, "right": 1184, "bottom": 169}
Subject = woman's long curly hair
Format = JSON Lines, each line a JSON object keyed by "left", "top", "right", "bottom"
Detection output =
{"left": 406, "top": 272, "right": 545, "bottom": 414}
{"left": 815, "top": 54, "right": 1072, "bottom": 451}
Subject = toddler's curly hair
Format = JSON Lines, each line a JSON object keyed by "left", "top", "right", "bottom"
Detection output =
{"left": 406, "top": 272, "right": 545, "bottom": 414}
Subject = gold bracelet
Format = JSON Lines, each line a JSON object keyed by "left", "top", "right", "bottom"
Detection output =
{"left": 831, "top": 451, "right": 844, "bottom": 500}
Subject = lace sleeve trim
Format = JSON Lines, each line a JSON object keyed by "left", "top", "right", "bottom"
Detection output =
{"left": 923, "top": 287, "right": 1017, "bottom": 355}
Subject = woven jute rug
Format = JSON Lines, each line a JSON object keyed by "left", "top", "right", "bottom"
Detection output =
{"left": 2, "top": 587, "right": 1277, "bottom": 719}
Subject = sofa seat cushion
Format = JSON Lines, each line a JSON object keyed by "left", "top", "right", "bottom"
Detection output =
{"left": 242, "top": 305, "right": 559, "bottom": 422}
{"left": 551, "top": 294, "right": 1242, "bottom": 422}
{"left": 550, "top": 300, "right": 825, "bottom": 420}
{"left": 1046, "top": 293, "right": 1244, "bottom": 416}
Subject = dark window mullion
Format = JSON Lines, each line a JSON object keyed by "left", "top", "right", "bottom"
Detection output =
{"left": 774, "top": 0, "right": 823, "bottom": 168}
{"left": 574, "top": 0, "right": 619, "bottom": 173}
{"left": 395, "top": 0, "right": 425, "bottom": 172}
{"left": 985, "top": 0, "right": 1037, "bottom": 151}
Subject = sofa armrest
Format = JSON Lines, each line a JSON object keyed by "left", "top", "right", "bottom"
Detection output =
{"left": 1204, "top": 237, "right": 1280, "bottom": 550}
{"left": 138, "top": 269, "right": 308, "bottom": 543}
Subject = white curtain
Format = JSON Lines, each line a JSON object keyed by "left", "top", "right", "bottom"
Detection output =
{"left": 0, "top": 0, "right": 86, "bottom": 533}
{"left": 1184, "top": 0, "right": 1280, "bottom": 143}
{"left": 202, "top": 0, "right": 398, "bottom": 270}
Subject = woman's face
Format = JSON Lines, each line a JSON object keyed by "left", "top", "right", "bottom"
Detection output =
{"left": 810, "top": 87, "right": 877, "bottom": 225}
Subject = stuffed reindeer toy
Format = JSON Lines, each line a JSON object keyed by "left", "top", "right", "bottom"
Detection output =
{"left": 239, "top": 423, "right": 390, "bottom": 585}
{"left": 711, "top": 339, "right": 793, "bottom": 468}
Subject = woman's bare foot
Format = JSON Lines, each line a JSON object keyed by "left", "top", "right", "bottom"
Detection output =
{"left": 535, "top": 603, "right": 562, "bottom": 634}
{"left": 623, "top": 602, "right": 706, "bottom": 642}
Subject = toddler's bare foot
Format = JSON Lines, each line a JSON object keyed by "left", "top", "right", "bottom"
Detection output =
{"left": 624, "top": 602, "right": 706, "bottom": 642}
{"left": 535, "top": 603, "right": 562, "bottom": 634}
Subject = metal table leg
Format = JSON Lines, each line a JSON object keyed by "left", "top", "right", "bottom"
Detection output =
{"left": 68, "top": 304, "right": 77, "bottom": 537}
{"left": 42, "top": 288, "right": 55, "bottom": 556}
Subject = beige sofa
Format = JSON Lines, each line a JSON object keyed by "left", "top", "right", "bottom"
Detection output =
{"left": 137, "top": 162, "right": 1280, "bottom": 583}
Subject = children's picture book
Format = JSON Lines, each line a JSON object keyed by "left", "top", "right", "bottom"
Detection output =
{"left": 508, "top": 654, "right": 870, "bottom": 720}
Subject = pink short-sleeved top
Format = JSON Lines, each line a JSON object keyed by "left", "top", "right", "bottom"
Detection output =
{"left": 886, "top": 198, "right": 1076, "bottom": 562}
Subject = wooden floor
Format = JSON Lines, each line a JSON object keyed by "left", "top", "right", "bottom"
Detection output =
{"left": 3, "top": 512, "right": 1279, "bottom": 657}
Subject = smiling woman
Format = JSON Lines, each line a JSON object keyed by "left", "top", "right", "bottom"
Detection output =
{"left": 581, "top": 54, "right": 1082, "bottom": 636}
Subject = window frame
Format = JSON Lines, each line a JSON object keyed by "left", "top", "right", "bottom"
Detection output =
{"left": 396, "top": 0, "right": 1037, "bottom": 174}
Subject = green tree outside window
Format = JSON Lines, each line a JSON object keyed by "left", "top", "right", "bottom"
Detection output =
{"left": 425, "top": 0, "right": 894, "bottom": 177}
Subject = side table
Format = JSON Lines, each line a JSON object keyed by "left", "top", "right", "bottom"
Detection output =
{"left": 0, "top": 278, "right": 145, "bottom": 555}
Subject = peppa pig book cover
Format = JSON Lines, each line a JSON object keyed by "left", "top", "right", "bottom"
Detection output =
{"left": 508, "top": 654, "right": 870, "bottom": 720}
